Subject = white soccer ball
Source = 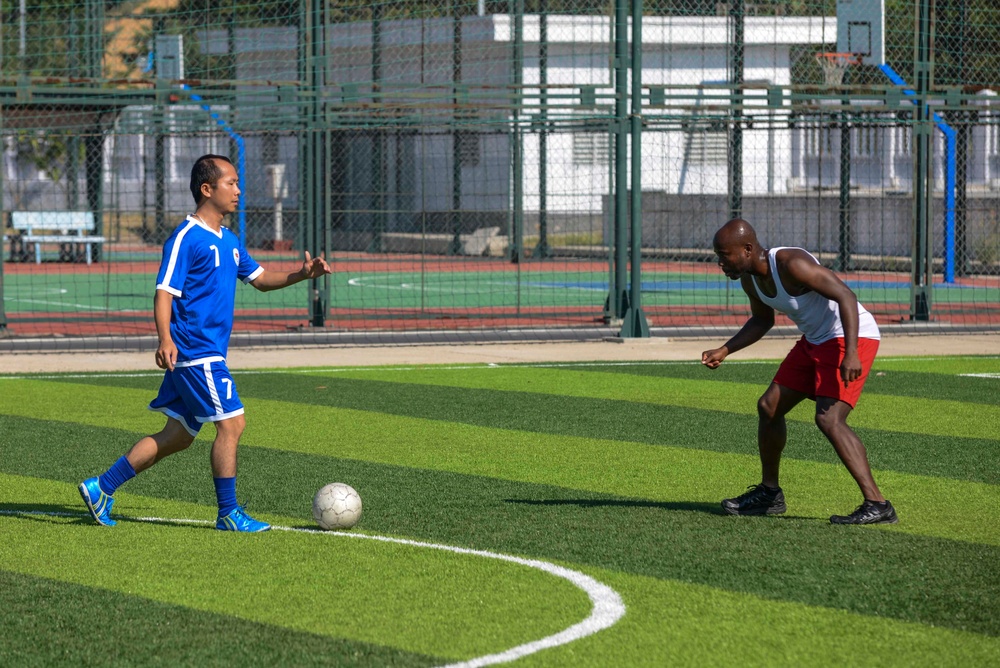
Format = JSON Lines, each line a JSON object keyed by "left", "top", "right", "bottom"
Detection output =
{"left": 312, "top": 482, "right": 363, "bottom": 530}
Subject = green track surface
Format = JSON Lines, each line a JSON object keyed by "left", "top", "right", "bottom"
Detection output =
{"left": 1, "top": 356, "right": 998, "bottom": 666}
{"left": 4, "top": 269, "right": 997, "bottom": 313}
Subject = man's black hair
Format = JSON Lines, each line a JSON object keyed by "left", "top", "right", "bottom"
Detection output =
{"left": 190, "top": 154, "right": 234, "bottom": 206}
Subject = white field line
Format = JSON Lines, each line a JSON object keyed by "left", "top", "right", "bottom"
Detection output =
{"left": 959, "top": 373, "right": 1000, "bottom": 379}
{"left": 3, "top": 297, "right": 142, "bottom": 312}
{"left": 346, "top": 275, "right": 605, "bottom": 295}
{"left": 0, "top": 509, "right": 625, "bottom": 667}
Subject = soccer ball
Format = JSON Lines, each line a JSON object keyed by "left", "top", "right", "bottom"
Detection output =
{"left": 312, "top": 483, "right": 363, "bottom": 530}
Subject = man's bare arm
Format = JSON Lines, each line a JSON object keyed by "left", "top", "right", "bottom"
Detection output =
{"left": 154, "top": 290, "right": 177, "bottom": 371}
{"left": 251, "top": 252, "right": 332, "bottom": 292}
{"left": 702, "top": 276, "right": 775, "bottom": 369}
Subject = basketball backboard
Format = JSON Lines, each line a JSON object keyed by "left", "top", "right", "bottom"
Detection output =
{"left": 836, "top": 0, "right": 885, "bottom": 66}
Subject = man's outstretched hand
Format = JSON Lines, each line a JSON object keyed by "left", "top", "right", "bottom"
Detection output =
{"left": 300, "top": 251, "right": 332, "bottom": 279}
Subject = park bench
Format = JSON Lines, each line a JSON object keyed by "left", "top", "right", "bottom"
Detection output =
{"left": 8, "top": 211, "right": 106, "bottom": 264}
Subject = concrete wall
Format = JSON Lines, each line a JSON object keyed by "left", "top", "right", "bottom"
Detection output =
{"left": 603, "top": 191, "right": 1000, "bottom": 262}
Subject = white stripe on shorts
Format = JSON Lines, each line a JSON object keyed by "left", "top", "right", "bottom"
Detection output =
{"left": 203, "top": 361, "right": 223, "bottom": 415}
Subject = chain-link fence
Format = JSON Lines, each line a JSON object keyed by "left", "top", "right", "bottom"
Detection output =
{"left": 1, "top": 1, "right": 998, "bottom": 350}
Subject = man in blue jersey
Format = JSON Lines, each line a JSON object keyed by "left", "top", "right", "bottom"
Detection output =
{"left": 79, "top": 154, "right": 331, "bottom": 532}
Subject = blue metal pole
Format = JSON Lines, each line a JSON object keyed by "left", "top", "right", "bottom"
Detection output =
{"left": 180, "top": 84, "right": 248, "bottom": 248}
{"left": 878, "top": 64, "right": 956, "bottom": 283}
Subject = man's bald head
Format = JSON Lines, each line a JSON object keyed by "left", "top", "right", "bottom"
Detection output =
{"left": 713, "top": 218, "right": 759, "bottom": 251}
{"left": 712, "top": 218, "right": 763, "bottom": 280}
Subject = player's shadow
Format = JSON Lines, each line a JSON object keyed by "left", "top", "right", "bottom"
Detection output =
{"left": 0, "top": 502, "right": 93, "bottom": 525}
{"left": 506, "top": 498, "right": 817, "bottom": 520}
{"left": 0, "top": 502, "right": 213, "bottom": 531}
{"left": 505, "top": 498, "right": 726, "bottom": 516}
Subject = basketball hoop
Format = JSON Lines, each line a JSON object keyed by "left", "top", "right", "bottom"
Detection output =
{"left": 815, "top": 52, "right": 862, "bottom": 86}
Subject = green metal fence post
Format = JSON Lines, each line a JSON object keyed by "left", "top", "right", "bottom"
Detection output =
{"left": 728, "top": 0, "right": 744, "bottom": 221}
{"left": 837, "top": 85, "right": 852, "bottom": 272}
{"left": 0, "top": 101, "right": 6, "bottom": 332}
{"left": 533, "top": 2, "right": 551, "bottom": 260}
{"left": 86, "top": 0, "right": 105, "bottom": 260}
{"left": 369, "top": 2, "right": 386, "bottom": 253}
{"left": 154, "top": 16, "right": 167, "bottom": 245}
{"left": 449, "top": 0, "right": 465, "bottom": 256}
{"left": 611, "top": 0, "right": 629, "bottom": 321}
{"left": 911, "top": 0, "right": 933, "bottom": 321}
{"left": 508, "top": 0, "right": 524, "bottom": 264}
{"left": 620, "top": 0, "right": 649, "bottom": 337}
{"left": 302, "top": 0, "right": 327, "bottom": 327}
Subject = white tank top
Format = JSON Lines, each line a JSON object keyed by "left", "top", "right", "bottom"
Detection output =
{"left": 752, "top": 247, "right": 880, "bottom": 344}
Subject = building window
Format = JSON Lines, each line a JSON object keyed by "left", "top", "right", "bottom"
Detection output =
{"left": 686, "top": 122, "right": 728, "bottom": 165}
{"left": 852, "top": 122, "right": 882, "bottom": 158}
{"left": 572, "top": 132, "right": 609, "bottom": 166}
{"left": 457, "top": 132, "right": 480, "bottom": 167}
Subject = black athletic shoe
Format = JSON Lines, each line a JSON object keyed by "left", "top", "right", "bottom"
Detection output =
{"left": 830, "top": 500, "right": 899, "bottom": 525}
{"left": 721, "top": 484, "right": 786, "bottom": 516}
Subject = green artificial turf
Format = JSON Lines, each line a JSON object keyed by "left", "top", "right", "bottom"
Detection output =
{"left": 1, "top": 356, "right": 998, "bottom": 666}
{"left": 0, "top": 570, "right": 440, "bottom": 667}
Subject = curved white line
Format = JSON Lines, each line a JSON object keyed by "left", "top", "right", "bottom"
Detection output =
{"left": 0, "top": 510, "right": 626, "bottom": 666}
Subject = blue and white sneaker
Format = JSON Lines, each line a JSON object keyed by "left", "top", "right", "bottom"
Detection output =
{"left": 216, "top": 506, "right": 270, "bottom": 532}
{"left": 78, "top": 477, "right": 116, "bottom": 526}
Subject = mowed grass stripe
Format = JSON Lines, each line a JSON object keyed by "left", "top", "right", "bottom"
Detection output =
{"left": 242, "top": 374, "right": 998, "bottom": 486}
{"left": 2, "top": 420, "right": 998, "bottom": 639}
{"left": 567, "top": 356, "right": 1000, "bottom": 406}
{"left": 43, "top": 373, "right": 1000, "bottom": 486}
{"left": 0, "top": 570, "right": 439, "bottom": 667}
{"left": 0, "top": 380, "right": 996, "bottom": 548}
{"left": 515, "top": 569, "right": 1000, "bottom": 667}
{"left": 0, "top": 474, "right": 589, "bottom": 661}
{"left": 310, "top": 366, "right": 1000, "bottom": 442}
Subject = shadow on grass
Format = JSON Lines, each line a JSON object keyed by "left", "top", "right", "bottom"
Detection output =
{"left": 505, "top": 498, "right": 818, "bottom": 520}
{"left": 0, "top": 503, "right": 93, "bottom": 525}
{"left": 505, "top": 497, "right": 726, "bottom": 515}
{"left": 0, "top": 503, "right": 214, "bottom": 531}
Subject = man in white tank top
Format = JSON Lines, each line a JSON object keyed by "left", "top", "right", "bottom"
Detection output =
{"left": 701, "top": 219, "right": 897, "bottom": 525}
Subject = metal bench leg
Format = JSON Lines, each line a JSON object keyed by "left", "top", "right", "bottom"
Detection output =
{"left": 35, "top": 243, "right": 42, "bottom": 264}
{"left": 86, "top": 244, "right": 93, "bottom": 265}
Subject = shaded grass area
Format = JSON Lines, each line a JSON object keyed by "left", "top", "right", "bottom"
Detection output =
{"left": 59, "top": 371, "right": 1000, "bottom": 485}
{"left": 1, "top": 415, "right": 998, "bottom": 637}
{"left": 0, "top": 569, "right": 438, "bottom": 668}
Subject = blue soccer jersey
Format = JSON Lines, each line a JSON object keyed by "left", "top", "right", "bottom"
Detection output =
{"left": 155, "top": 216, "right": 263, "bottom": 362}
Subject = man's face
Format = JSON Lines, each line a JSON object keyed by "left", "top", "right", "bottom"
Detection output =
{"left": 713, "top": 241, "right": 747, "bottom": 280}
{"left": 204, "top": 161, "right": 241, "bottom": 215}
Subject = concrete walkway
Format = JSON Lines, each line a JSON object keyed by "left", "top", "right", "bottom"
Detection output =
{"left": 2, "top": 333, "right": 995, "bottom": 374}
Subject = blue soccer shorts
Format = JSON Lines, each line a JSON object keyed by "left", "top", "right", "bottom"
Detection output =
{"left": 148, "top": 357, "right": 245, "bottom": 436}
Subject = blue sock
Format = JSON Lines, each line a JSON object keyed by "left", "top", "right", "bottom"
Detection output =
{"left": 214, "top": 477, "right": 238, "bottom": 517}
{"left": 97, "top": 456, "right": 136, "bottom": 496}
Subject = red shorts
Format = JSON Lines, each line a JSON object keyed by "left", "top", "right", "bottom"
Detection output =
{"left": 773, "top": 336, "right": 879, "bottom": 408}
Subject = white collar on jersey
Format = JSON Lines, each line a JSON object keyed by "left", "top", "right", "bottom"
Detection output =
{"left": 187, "top": 214, "right": 224, "bottom": 238}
